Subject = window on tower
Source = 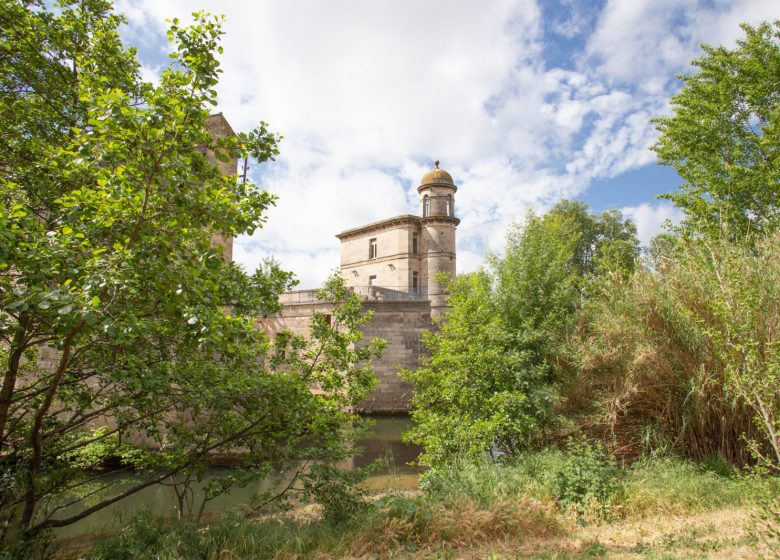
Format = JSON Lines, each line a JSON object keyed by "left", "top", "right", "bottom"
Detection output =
{"left": 412, "top": 232, "right": 418, "bottom": 254}
{"left": 423, "top": 195, "right": 430, "bottom": 217}
{"left": 445, "top": 195, "right": 452, "bottom": 216}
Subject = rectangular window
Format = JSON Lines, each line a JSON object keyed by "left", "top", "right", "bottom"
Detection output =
{"left": 412, "top": 272, "right": 419, "bottom": 289}
{"left": 412, "top": 233, "right": 418, "bottom": 254}
{"left": 369, "top": 238, "right": 377, "bottom": 259}
{"left": 368, "top": 275, "right": 376, "bottom": 286}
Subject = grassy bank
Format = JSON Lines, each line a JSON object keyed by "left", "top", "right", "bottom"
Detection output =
{"left": 57, "top": 452, "right": 777, "bottom": 560}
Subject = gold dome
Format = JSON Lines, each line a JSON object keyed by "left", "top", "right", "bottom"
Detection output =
{"left": 420, "top": 160, "right": 454, "bottom": 187}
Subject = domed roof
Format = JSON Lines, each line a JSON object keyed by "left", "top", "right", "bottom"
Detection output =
{"left": 420, "top": 160, "right": 454, "bottom": 187}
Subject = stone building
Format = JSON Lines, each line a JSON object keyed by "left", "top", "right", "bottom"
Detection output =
{"left": 263, "top": 162, "right": 460, "bottom": 412}
{"left": 336, "top": 161, "right": 459, "bottom": 319}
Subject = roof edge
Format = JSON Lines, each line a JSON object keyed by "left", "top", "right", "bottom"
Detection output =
{"left": 206, "top": 113, "right": 236, "bottom": 137}
{"left": 336, "top": 214, "right": 421, "bottom": 239}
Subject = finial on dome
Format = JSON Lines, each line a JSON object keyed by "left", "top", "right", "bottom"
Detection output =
{"left": 434, "top": 160, "right": 440, "bottom": 169}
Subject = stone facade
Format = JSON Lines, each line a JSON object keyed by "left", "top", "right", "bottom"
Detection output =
{"left": 336, "top": 161, "right": 459, "bottom": 318}
{"left": 259, "top": 299, "right": 433, "bottom": 413}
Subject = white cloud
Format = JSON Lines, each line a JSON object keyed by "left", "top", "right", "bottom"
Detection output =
{"left": 584, "top": 0, "right": 777, "bottom": 88}
{"left": 118, "top": 0, "right": 780, "bottom": 287}
{"left": 622, "top": 202, "right": 684, "bottom": 246}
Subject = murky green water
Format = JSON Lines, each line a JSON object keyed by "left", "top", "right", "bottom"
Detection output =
{"left": 56, "top": 416, "right": 421, "bottom": 537}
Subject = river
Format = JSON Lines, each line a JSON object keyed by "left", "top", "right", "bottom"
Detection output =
{"left": 56, "top": 416, "right": 421, "bottom": 537}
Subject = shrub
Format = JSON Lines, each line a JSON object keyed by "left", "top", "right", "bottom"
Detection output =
{"left": 551, "top": 439, "right": 621, "bottom": 518}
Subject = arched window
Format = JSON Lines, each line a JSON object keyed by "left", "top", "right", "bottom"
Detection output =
{"left": 423, "top": 195, "right": 430, "bottom": 217}
{"left": 445, "top": 195, "right": 452, "bottom": 216}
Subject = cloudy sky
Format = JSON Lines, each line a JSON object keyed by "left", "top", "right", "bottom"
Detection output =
{"left": 117, "top": 0, "right": 778, "bottom": 288}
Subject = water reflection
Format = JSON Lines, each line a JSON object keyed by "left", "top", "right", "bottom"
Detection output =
{"left": 56, "top": 416, "right": 421, "bottom": 537}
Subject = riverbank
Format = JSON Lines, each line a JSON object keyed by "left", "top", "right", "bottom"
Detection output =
{"left": 57, "top": 452, "right": 778, "bottom": 559}
{"left": 49, "top": 416, "right": 422, "bottom": 539}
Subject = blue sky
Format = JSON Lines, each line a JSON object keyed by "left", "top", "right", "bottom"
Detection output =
{"left": 116, "top": 0, "right": 778, "bottom": 287}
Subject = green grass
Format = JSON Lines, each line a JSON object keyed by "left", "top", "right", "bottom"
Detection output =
{"left": 421, "top": 449, "right": 755, "bottom": 520}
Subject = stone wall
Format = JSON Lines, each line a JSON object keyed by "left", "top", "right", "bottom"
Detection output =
{"left": 257, "top": 299, "right": 432, "bottom": 413}
{"left": 359, "top": 300, "right": 431, "bottom": 413}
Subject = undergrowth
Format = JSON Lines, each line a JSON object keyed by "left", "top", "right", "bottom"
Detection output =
{"left": 75, "top": 451, "right": 770, "bottom": 560}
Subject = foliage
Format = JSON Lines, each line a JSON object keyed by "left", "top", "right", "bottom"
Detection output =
{"left": 421, "top": 451, "right": 752, "bottom": 522}
{"left": 421, "top": 445, "right": 620, "bottom": 520}
{"left": 84, "top": 493, "right": 560, "bottom": 560}
{"left": 300, "top": 462, "right": 377, "bottom": 525}
{"left": 622, "top": 457, "right": 749, "bottom": 518}
{"left": 402, "top": 271, "right": 558, "bottom": 466}
{"left": 0, "top": 0, "right": 382, "bottom": 542}
{"left": 750, "top": 475, "right": 780, "bottom": 550}
{"left": 80, "top": 452, "right": 767, "bottom": 559}
{"left": 695, "top": 235, "right": 780, "bottom": 471}
{"left": 551, "top": 439, "right": 620, "bottom": 518}
{"left": 404, "top": 201, "right": 639, "bottom": 466}
{"left": 363, "top": 493, "right": 559, "bottom": 553}
{"left": 494, "top": 202, "right": 638, "bottom": 361}
{"left": 652, "top": 21, "right": 780, "bottom": 239}
{"left": 566, "top": 233, "right": 780, "bottom": 465}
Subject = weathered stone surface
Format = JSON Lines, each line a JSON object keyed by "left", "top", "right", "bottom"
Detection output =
{"left": 256, "top": 299, "right": 432, "bottom": 413}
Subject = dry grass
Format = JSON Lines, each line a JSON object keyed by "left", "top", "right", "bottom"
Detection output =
{"left": 349, "top": 497, "right": 562, "bottom": 557}
{"left": 337, "top": 507, "right": 764, "bottom": 559}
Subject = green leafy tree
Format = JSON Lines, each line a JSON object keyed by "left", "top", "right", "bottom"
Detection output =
{"left": 0, "top": 0, "right": 381, "bottom": 542}
{"left": 403, "top": 272, "right": 556, "bottom": 466}
{"left": 652, "top": 21, "right": 780, "bottom": 239}
{"left": 495, "top": 202, "right": 638, "bottom": 374}
{"left": 404, "top": 202, "right": 638, "bottom": 465}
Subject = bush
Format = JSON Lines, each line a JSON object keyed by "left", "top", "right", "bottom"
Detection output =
{"left": 301, "top": 464, "right": 372, "bottom": 525}
{"left": 419, "top": 443, "right": 621, "bottom": 519}
{"left": 0, "top": 532, "right": 56, "bottom": 560}
{"left": 749, "top": 472, "right": 780, "bottom": 552}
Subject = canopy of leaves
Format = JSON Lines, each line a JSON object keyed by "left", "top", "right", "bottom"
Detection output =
{"left": 566, "top": 232, "right": 780, "bottom": 466}
{"left": 653, "top": 21, "right": 780, "bottom": 239}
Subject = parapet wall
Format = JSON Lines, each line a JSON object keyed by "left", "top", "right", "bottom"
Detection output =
{"left": 257, "top": 299, "right": 432, "bottom": 413}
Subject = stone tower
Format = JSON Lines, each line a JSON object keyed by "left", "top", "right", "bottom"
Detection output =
{"left": 205, "top": 113, "right": 237, "bottom": 262}
{"left": 418, "top": 161, "right": 458, "bottom": 317}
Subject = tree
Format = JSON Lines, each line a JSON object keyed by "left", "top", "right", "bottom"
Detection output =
{"left": 652, "top": 21, "right": 780, "bottom": 239}
{"left": 403, "top": 272, "right": 556, "bottom": 466}
{"left": 0, "top": 0, "right": 381, "bottom": 542}
{"left": 404, "top": 202, "right": 638, "bottom": 465}
{"left": 494, "top": 202, "right": 638, "bottom": 372}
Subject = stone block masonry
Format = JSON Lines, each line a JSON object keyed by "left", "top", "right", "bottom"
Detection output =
{"left": 257, "top": 299, "right": 432, "bottom": 413}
